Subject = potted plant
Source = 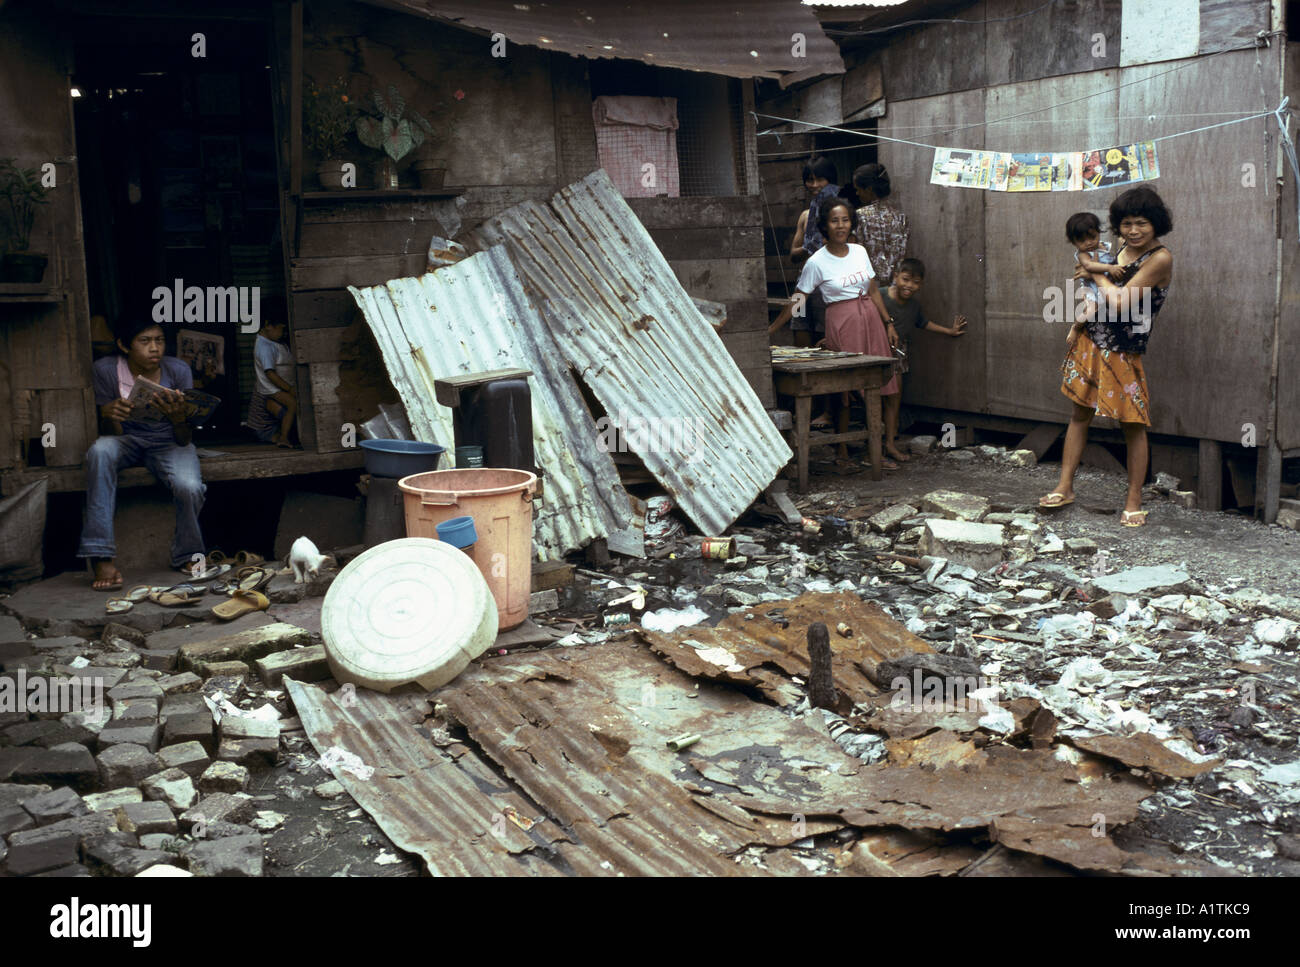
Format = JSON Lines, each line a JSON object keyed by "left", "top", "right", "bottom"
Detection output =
{"left": 304, "top": 76, "right": 356, "bottom": 190}
{"left": 0, "top": 159, "right": 52, "bottom": 283}
{"left": 355, "top": 84, "right": 433, "bottom": 189}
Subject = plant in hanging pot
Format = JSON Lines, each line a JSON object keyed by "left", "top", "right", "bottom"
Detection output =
{"left": 355, "top": 84, "right": 433, "bottom": 189}
{"left": 304, "top": 76, "right": 356, "bottom": 190}
{"left": 0, "top": 159, "right": 52, "bottom": 284}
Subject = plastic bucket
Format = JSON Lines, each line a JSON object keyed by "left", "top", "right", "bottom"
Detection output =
{"left": 454, "top": 445, "right": 484, "bottom": 468}
{"left": 398, "top": 468, "right": 537, "bottom": 631}
{"left": 359, "top": 439, "right": 446, "bottom": 478}
{"left": 436, "top": 515, "right": 478, "bottom": 549}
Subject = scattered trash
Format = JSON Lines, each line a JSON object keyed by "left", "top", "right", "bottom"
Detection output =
{"left": 666, "top": 733, "right": 701, "bottom": 751}
{"left": 641, "top": 605, "right": 710, "bottom": 633}
{"left": 318, "top": 746, "right": 375, "bottom": 781}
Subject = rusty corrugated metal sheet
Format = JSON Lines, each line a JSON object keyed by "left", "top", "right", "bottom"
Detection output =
{"left": 640, "top": 590, "right": 933, "bottom": 705}
{"left": 472, "top": 169, "right": 793, "bottom": 537}
{"left": 348, "top": 245, "right": 642, "bottom": 560}
{"left": 360, "top": 0, "right": 844, "bottom": 78}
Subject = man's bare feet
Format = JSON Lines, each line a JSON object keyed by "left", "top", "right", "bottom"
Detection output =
{"left": 92, "top": 559, "right": 123, "bottom": 591}
{"left": 885, "top": 445, "right": 910, "bottom": 463}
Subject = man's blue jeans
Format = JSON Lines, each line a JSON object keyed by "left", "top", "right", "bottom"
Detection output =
{"left": 76, "top": 435, "right": 206, "bottom": 568}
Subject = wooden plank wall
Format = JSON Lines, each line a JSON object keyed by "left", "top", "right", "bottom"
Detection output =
{"left": 0, "top": 9, "right": 96, "bottom": 474}
{"left": 876, "top": 2, "right": 1280, "bottom": 445}
{"left": 625, "top": 196, "right": 773, "bottom": 408}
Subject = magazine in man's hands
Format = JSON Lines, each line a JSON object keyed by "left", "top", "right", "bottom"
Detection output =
{"left": 125, "top": 376, "right": 221, "bottom": 424}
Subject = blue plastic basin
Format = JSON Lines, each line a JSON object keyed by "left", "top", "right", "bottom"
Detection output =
{"left": 436, "top": 515, "right": 478, "bottom": 549}
{"left": 360, "top": 439, "right": 446, "bottom": 478}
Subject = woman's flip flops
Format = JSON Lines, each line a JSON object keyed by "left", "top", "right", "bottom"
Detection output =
{"left": 1039, "top": 492, "right": 1075, "bottom": 508}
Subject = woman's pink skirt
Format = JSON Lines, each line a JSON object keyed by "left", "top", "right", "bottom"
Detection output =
{"left": 825, "top": 294, "right": 899, "bottom": 396}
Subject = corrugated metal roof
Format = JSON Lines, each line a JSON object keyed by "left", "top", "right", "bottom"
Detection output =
{"left": 471, "top": 169, "right": 793, "bottom": 537}
{"left": 360, "top": 0, "right": 844, "bottom": 79}
{"left": 348, "top": 245, "right": 642, "bottom": 561}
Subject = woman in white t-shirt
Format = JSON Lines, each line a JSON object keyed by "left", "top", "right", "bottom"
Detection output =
{"left": 769, "top": 197, "right": 900, "bottom": 467}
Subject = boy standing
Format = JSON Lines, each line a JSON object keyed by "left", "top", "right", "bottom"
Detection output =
{"left": 79, "top": 315, "right": 207, "bottom": 589}
{"left": 878, "top": 257, "right": 968, "bottom": 463}
{"left": 246, "top": 296, "right": 297, "bottom": 448}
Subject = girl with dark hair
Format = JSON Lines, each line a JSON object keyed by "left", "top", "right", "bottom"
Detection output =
{"left": 1043, "top": 185, "right": 1173, "bottom": 527}
{"left": 769, "top": 197, "right": 901, "bottom": 469}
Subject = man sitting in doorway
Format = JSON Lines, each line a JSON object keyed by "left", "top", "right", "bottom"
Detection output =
{"left": 79, "top": 314, "right": 208, "bottom": 590}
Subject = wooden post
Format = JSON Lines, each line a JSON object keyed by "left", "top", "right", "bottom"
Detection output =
{"left": 1256, "top": 437, "right": 1283, "bottom": 523}
{"left": 1197, "top": 439, "right": 1222, "bottom": 512}
{"left": 807, "top": 622, "right": 835, "bottom": 710}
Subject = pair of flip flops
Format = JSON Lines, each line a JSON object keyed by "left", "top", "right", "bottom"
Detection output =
{"left": 211, "top": 566, "right": 274, "bottom": 596}
{"left": 106, "top": 582, "right": 204, "bottom": 614}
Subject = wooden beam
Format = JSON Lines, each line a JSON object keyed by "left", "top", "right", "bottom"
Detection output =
{"left": 1197, "top": 439, "right": 1223, "bottom": 512}
{"left": 1256, "top": 438, "right": 1282, "bottom": 523}
{"left": 1016, "top": 422, "right": 1064, "bottom": 461}
{"left": 433, "top": 368, "right": 533, "bottom": 408}
{"left": 1, "top": 447, "right": 365, "bottom": 496}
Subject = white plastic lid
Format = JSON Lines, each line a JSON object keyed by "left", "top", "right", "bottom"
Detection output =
{"left": 321, "top": 537, "right": 498, "bottom": 692}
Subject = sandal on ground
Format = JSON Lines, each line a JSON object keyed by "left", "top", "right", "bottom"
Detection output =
{"left": 1039, "top": 492, "right": 1075, "bottom": 508}
{"left": 885, "top": 450, "right": 911, "bottom": 463}
{"left": 234, "top": 550, "right": 265, "bottom": 566}
{"left": 91, "top": 563, "right": 123, "bottom": 592}
{"left": 106, "top": 599, "right": 133, "bottom": 614}
{"left": 206, "top": 550, "right": 229, "bottom": 565}
{"left": 234, "top": 565, "right": 273, "bottom": 593}
{"left": 188, "top": 563, "right": 231, "bottom": 582}
{"left": 125, "top": 584, "right": 160, "bottom": 603}
{"left": 1121, "top": 509, "right": 1148, "bottom": 527}
{"left": 866, "top": 458, "right": 900, "bottom": 471}
{"left": 212, "top": 589, "right": 270, "bottom": 621}
{"left": 148, "top": 589, "right": 202, "bottom": 607}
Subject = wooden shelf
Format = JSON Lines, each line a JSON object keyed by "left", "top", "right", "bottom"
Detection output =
{"left": 300, "top": 188, "right": 466, "bottom": 203}
{"left": 0, "top": 283, "right": 65, "bottom": 304}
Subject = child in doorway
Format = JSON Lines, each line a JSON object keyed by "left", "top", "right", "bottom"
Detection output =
{"left": 246, "top": 295, "right": 297, "bottom": 448}
{"left": 878, "top": 258, "right": 968, "bottom": 462}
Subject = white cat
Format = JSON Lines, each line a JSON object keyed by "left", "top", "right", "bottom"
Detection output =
{"left": 289, "top": 536, "right": 328, "bottom": 584}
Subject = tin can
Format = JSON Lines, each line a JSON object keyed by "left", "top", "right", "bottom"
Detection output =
{"left": 700, "top": 536, "right": 736, "bottom": 559}
{"left": 604, "top": 612, "right": 630, "bottom": 627}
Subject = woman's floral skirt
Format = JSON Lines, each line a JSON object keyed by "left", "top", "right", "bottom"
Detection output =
{"left": 1061, "top": 333, "right": 1150, "bottom": 425}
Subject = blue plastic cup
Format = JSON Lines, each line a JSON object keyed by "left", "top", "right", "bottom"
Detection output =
{"left": 436, "top": 515, "right": 478, "bottom": 550}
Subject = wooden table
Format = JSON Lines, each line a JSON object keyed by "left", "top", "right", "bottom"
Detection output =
{"left": 771, "top": 354, "right": 896, "bottom": 492}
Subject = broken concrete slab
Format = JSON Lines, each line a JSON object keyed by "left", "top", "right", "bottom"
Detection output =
{"left": 97, "top": 721, "right": 161, "bottom": 753}
{"left": 158, "top": 741, "right": 211, "bottom": 779}
{"left": 180, "top": 793, "right": 255, "bottom": 831}
{"left": 85, "top": 835, "right": 174, "bottom": 877}
{"left": 83, "top": 788, "right": 144, "bottom": 813}
{"left": 156, "top": 672, "right": 202, "bottom": 695}
{"left": 10, "top": 743, "right": 99, "bottom": 790}
{"left": 217, "top": 737, "right": 278, "bottom": 769}
{"left": 97, "top": 744, "right": 163, "bottom": 788}
{"left": 186, "top": 832, "right": 263, "bottom": 877}
{"left": 140, "top": 768, "right": 199, "bottom": 811}
{"left": 116, "top": 800, "right": 177, "bottom": 836}
{"left": 255, "top": 645, "right": 329, "bottom": 687}
{"left": 161, "top": 712, "right": 216, "bottom": 754}
{"left": 1090, "top": 565, "right": 1192, "bottom": 596}
{"left": 177, "top": 623, "right": 310, "bottom": 676}
{"left": 199, "top": 761, "right": 249, "bottom": 794}
{"left": 869, "top": 504, "right": 918, "bottom": 534}
{"left": 5, "top": 824, "right": 81, "bottom": 875}
{"left": 919, "top": 519, "right": 1005, "bottom": 571}
{"left": 2, "top": 571, "right": 212, "bottom": 638}
{"left": 21, "top": 786, "right": 89, "bottom": 826}
{"left": 921, "top": 490, "right": 991, "bottom": 522}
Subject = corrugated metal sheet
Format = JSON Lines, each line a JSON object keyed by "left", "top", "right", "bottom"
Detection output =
{"left": 348, "top": 245, "right": 641, "bottom": 561}
{"left": 360, "top": 0, "right": 844, "bottom": 79}
{"left": 471, "top": 169, "right": 793, "bottom": 537}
